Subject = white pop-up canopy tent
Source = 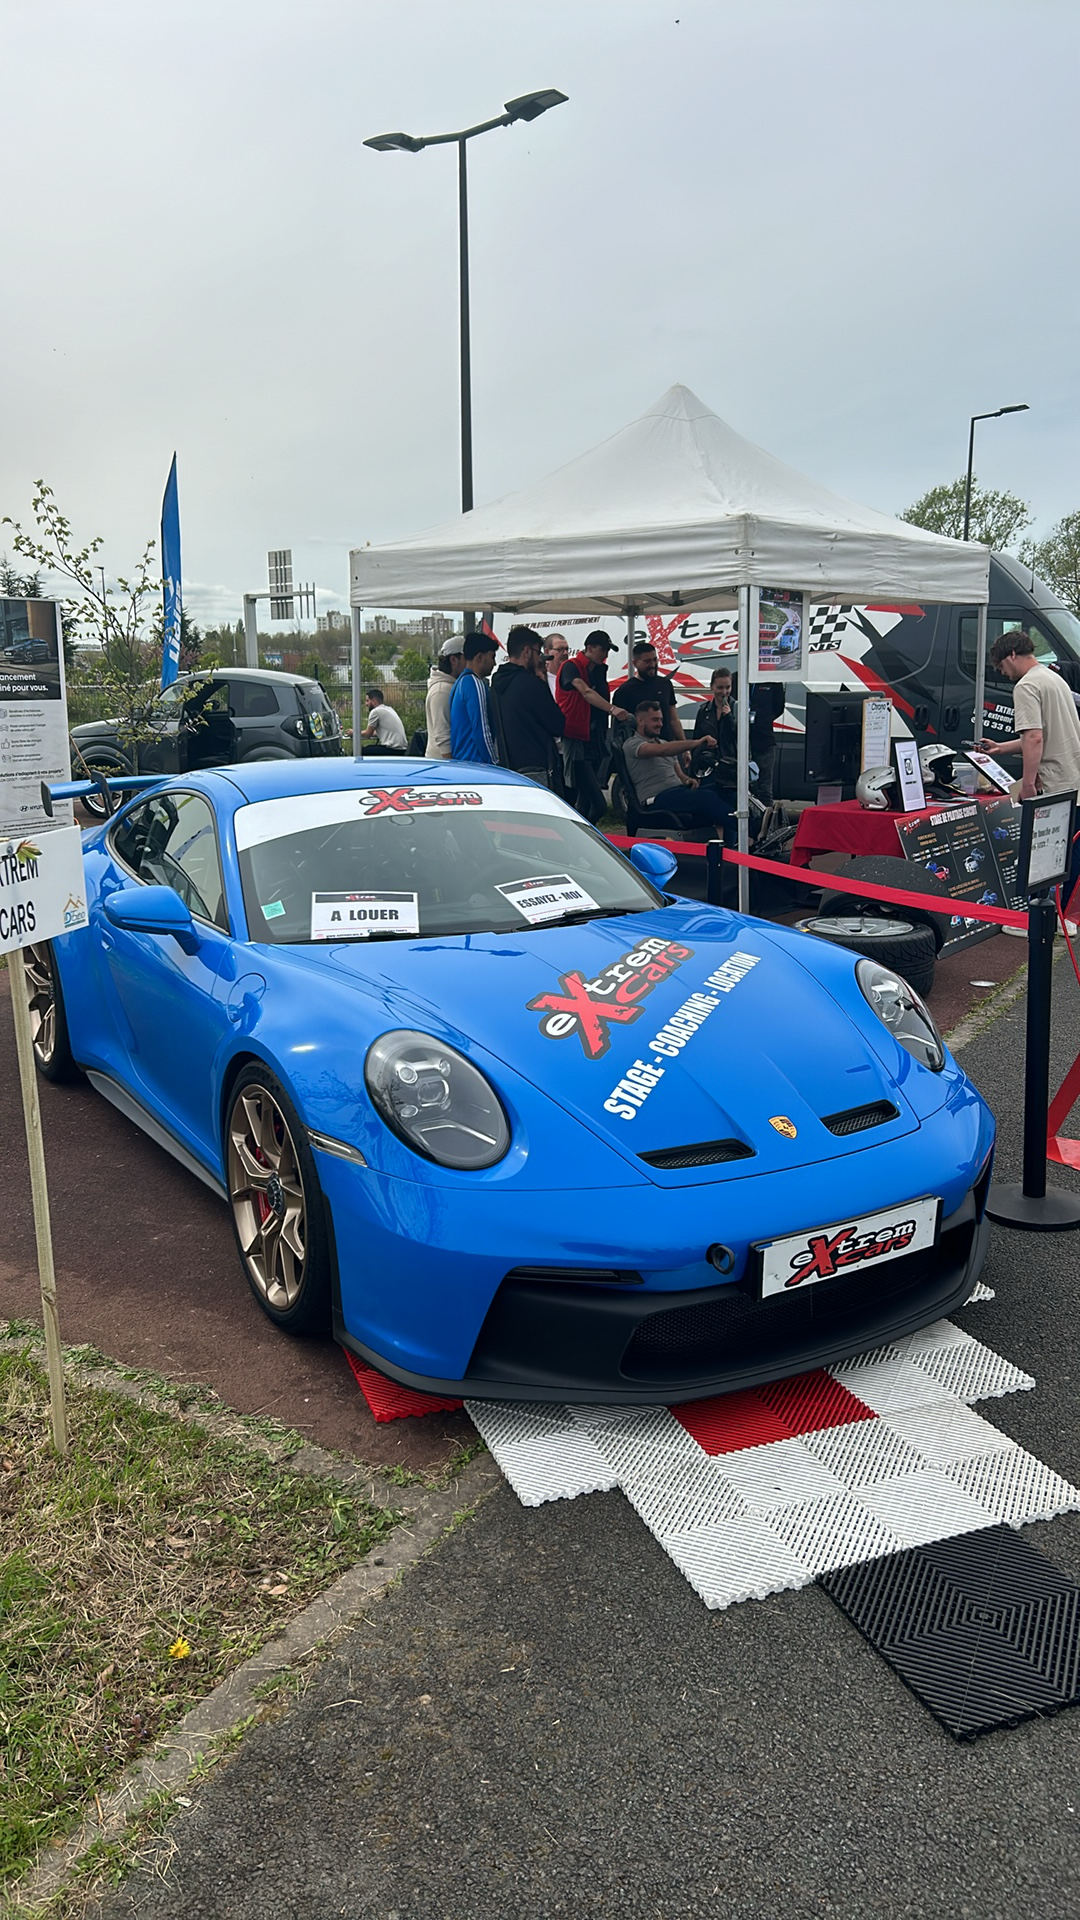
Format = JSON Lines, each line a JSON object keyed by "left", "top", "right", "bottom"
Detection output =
{"left": 349, "top": 385, "right": 991, "bottom": 906}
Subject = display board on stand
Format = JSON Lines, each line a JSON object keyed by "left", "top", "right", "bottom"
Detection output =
{"left": 895, "top": 796, "right": 1024, "bottom": 952}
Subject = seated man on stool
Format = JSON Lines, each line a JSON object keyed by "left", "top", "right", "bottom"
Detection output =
{"left": 623, "top": 699, "right": 734, "bottom": 840}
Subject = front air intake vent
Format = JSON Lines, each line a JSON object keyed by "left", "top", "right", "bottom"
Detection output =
{"left": 821, "top": 1100, "right": 900, "bottom": 1137}
{"left": 640, "top": 1139, "right": 756, "bottom": 1170}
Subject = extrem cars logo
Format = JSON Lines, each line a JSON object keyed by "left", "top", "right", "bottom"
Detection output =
{"left": 785, "top": 1217, "right": 919, "bottom": 1287}
{"left": 527, "top": 937, "right": 693, "bottom": 1061}
{"left": 356, "top": 787, "right": 483, "bottom": 817}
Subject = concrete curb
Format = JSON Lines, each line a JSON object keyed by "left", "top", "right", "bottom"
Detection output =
{"left": 15, "top": 1454, "right": 502, "bottom": 1910}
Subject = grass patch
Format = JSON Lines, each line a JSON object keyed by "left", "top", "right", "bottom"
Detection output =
{"left": 0, "top": 1348, "right": 400, "bottom": 1890}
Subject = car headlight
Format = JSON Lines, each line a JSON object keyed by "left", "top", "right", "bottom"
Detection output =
{"left": 856, "top": 959, "right": 945, "bottom": 1073}
{"left": 365, "top": 1030, "right": 511, "bottom": 1170}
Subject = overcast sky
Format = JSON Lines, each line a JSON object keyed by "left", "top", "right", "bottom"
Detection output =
{"left": 3, "top": 0, "right": 1078, "bottom": 628}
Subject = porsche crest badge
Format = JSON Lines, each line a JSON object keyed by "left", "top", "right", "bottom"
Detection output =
{"left": 769, "top": 1116, "right": 798, "bottom": 1139}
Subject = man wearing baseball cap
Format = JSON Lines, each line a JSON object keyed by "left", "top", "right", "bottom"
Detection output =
{"left": 424, "top": 634, "right": 465, "bottom": 759}
{"left": 555, "top": 629, "right": 630, "bottom": 822}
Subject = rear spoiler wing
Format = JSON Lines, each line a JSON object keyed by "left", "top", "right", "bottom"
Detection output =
{"left": 42, "top": 774, "right": 165, "bottom": 819}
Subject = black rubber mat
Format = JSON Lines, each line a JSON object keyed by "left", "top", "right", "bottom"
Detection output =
{"left": 820, "top": 1525, "right": 1080, "bottom": 1740}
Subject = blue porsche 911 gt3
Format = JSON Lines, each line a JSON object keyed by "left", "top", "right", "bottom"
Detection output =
{"left": 28, "top": 759, "right": 994, "bottom": 1403}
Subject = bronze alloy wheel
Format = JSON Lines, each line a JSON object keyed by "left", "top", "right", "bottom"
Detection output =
{"left": 227, "top": 1081, "right": 309, "bottom": 1314}
{"left": 24, "top": 943, "right": 57, "bottom": 1069}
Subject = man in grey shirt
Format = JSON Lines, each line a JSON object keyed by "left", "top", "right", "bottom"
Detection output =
{"left": 622, "top": 699, "right": 735, "bottom": 838}
{"left": 980, "top": 627, "right": 1080, "bottom": 899}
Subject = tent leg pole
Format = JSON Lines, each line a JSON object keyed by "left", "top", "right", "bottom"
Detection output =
{"left": 736, "top": 586, "right": 754, "bottom": 915}
{"left": 973, "top": 601, "right": 988, "bottom": 745}
{"left": 351, "top": 605, "right": 364, "bottom": 760}
{"left": 625, "top": 603, "right": 636, "bottom": 687}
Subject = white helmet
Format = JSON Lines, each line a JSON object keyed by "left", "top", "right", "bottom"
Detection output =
{"left": 855, "top": 765, "right": 898, "bottom": 810}
{"left": 918, "top": 743, "right": 958, "bottom": 789}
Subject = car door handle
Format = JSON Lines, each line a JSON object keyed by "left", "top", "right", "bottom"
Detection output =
{"left": 913, "top": 705, "right": 929, "bottom": 730}
{"left": 943, "top": 706, "right": 960, "bottom": 731}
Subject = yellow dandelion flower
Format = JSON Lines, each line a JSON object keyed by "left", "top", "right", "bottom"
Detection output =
{"left": 168, "top": 1636, "right": 192, "bottom": 1660}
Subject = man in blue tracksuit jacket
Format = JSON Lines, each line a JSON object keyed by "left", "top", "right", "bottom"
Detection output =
{"left": 450, "top": 631, "right": 500, "bottom": 764}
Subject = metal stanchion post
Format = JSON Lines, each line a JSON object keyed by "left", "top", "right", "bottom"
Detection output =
{"left": 987, "top": 892, "right": 1080, "bottom": 1231}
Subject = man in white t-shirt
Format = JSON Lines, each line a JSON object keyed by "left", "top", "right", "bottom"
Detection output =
{"left": 980, "top": 627, "right": 1080, "bottom": 900}
{"left": 361, "top": 687, "right": 408, "bottom": 754}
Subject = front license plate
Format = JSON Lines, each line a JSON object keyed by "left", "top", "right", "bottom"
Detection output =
{"left": 756, "top": 1196, "right": 940, "bottom": 1300}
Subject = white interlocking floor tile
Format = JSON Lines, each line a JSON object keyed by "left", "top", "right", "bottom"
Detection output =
{"left": 944, "top": 1446, "right": 1080, "bottom": 1527}
{"left": 764, "top": 1492, "right": 903, "bottom": 1574}
{"left": 830, "top": 1355, "right": 957, "bottom": 1416}
{"left": 909, "top": 1336, "right": 1034, "bottom": 1404}
{"left": 828, "top": 1342, "right": 903, "bottom": 1372}
{"left": 900, "top": 1318, "right": 976, "bottom": 1355}
{"left": 618, "top": 1456, "right": 750, "bottom": 1541}
{"left": 466, "top": 1401, "right": 579, "bottom": 1451}
{"left": 662, "top": 1516, "right": 813, "bottom": 1609}
{"left": 716, "top": 1437, "right": 846, "bottom": 1510}
{"left": 568, "top": 1402, "right": 667, "bottom": 1430}
{"left": 585, "top": 1408, "right": 704, "bottom": 1480}
{"left": 801, "top": 1417, "right": 927, "bottom": 1488}
{"left": 854, "top": 1467, "right": 997, "bottom": 1547}
{"left": 880, "top": 1401, "right": 1017, "bottom": 1466}
{"left": 478, "top": 1431, "right": 618, "bottom": 1506}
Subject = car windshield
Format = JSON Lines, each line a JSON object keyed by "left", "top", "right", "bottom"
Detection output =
{"left": 1042, "top": 605, "right": 1080, "bottom": 660}
{"left": 234, "top": 782, "right": 663, "bottom": 943}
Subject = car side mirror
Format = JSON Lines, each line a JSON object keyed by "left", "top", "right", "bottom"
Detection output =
{"left": 103, "top": 885, "right": 201, "bottom": 954}
{"left": 628, "top": 841, "right": 679, "bottom": 887}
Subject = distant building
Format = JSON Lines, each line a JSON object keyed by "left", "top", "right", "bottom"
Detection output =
{"left": 316, "top": 610, "right": 350, "bottom": 633}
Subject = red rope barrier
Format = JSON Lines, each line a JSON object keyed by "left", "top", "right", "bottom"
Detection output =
{"left": 720, "top": 846, "right": 1029, "bottom": 931}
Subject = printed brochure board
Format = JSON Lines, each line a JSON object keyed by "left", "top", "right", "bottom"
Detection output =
{"left": 755, "top": 589, "right": 807, "bottom": 680}
{"left": 0, "top": 828, "right": 88, "bottom": 955}
{"left": 895, "top": 797, "right": 1021, "bottom": 950}
{"left": 0, "top": 599, "right": 73, "bottom": 837}
{"left": 0, "top": 597, "right": 85, "bottom": 950}
{"left": 1017, "top": 791, "right": 1076, "bottom": 896}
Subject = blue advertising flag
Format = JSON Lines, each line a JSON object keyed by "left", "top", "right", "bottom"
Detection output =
{"left": 160, "top": 454, "right": 182, "bottom": 690}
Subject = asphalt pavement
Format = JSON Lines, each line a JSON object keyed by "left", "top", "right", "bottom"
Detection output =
{"left": 87, "top": 958, "right": 1080, "bottom": 1919}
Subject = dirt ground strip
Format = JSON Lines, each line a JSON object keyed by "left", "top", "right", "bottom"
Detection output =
{"left": 0, "top": 935, "right": 1023, "bottom": 1478}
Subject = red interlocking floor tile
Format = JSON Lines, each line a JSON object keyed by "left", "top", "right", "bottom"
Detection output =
{"left": 344, "top": 1351, "right": 464, "bottom": 1422}
{"left": 757, "top": 1370, "right": 876, "bottom": 1437}
{"left": 672, "top": 1370, "right": 874, "bottom": 1457}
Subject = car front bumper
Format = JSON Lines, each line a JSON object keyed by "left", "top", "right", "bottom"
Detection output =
{"left": 323, "top": 1093, "right": 995, "bottom": 1402}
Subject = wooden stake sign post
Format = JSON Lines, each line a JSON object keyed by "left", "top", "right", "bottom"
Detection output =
{"left": 0, "top": 595, "right": 88, "bottom": 1451}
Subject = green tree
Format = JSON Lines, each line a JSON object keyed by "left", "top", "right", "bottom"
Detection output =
{"left": 1020, "top": 512, "right": 1080, "bottom": 616}
{"left": 0, "top": 555, "right": 43, "bottom": 598}
{"left": 900, "top": 476, "right": 1031, "bottom": 550}
{"left": 396, "top": 648, "right": 429, "bottom": 683}
{"left": 365, "top": 636, "right": 398, "bottom": 665}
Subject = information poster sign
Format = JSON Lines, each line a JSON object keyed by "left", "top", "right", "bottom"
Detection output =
{"left": 756, "top": 589, "right": 806, "bottom": 679}
{"left": 1018, "top": 791, "right": 1076, "bottom": 895}
{"left": 0, "top": 598, "right": 73, "bottom": 836}
{"left": 979, "top": 796, "right": 1024, "bottom": 909}
{"left": 895, "top": 801, "right": 1000, "bottom": 951}
{"left": 963, "top": 747, "right": 1015, "bottom": 796}
{"left": 860, "top": 695, "right": 892, "bottom": 773}
{"left": 894, "top": 739, "right": 927, "bottom": 812}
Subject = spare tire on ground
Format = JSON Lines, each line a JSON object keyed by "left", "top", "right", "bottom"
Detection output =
{"left": 815, "top": 855, "right": 954, "bottom": 953}
{"left": 793, "top": 911, "right": 938, "bottom": 998}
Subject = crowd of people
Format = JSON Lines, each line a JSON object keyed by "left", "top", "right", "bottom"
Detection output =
{"left": 356, "top": 626, "right": 785, "bottom": 841}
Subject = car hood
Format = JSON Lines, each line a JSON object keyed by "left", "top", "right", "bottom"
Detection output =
{"left": 280, "top": 904, "right": 920, "bottom": 1177}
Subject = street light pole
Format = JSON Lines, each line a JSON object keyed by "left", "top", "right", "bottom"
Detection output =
{"left": 366, "top": 90, "right": 567, "bottom": 537}
{"left": 458, "top": 136, "right": 472, "bottom": 516}
{"left": 963, "top": 403, "right": 1030, "bottom": 541}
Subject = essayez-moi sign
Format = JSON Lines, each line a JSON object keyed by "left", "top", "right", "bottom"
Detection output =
{"left": 0, "top": 826, "right": 88, "bottom": 955}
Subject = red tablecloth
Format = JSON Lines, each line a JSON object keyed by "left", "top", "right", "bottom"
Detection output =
{"left": 790, "top": 800, "right": 909, "bottom": 865}
{"left": 788, "top": 798, "right": 998, "bottom": 866}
